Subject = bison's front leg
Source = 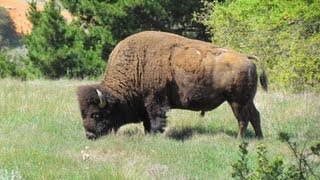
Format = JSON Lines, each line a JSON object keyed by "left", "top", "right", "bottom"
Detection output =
{"left": 144, "top": 96, "right": 168, "bottom": 133}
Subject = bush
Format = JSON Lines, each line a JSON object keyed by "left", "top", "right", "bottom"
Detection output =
{"left": 0, "top": 49, "right": 41, "bottom": 80}
{"left": 231, "top": 134, "right": 320, "bottom": 179}
{"left": 0, "top": 51, "right": 16, "bottom": 78}
{"left": 23, "top": 0, "right": 106, "bottom": 79}
{"left": 197, "top": 0, "right": 320, "bottom": 92}
{"left": 61, "top": 0, "right": 210, "bottom": 41}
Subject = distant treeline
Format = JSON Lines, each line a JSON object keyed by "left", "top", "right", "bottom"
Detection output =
{"left": 0, "top": 0, "right": 319, "bottom": 92}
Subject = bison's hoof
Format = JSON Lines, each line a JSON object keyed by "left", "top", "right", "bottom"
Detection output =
{"left": 200, "top": 111, "right": 205, "bottom": 117}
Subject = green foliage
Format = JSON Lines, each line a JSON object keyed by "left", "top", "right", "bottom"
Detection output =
{"left": 231, "top": 141, "right": 250, "bottom": 179}
{"left": 61, "top": 0, "right": 210, "bottom": 41}
{"left": 26, "top": 0, "right": 41, "bottom": 27}
{"left": 197, "top": 0, "right": 320, "bottom": 92}
{"left": 0, "top": 51, "right": 17, "bottom": 78}
{"left": 0, "top": 50, "right": 40, "bottom": 80}
{"left": 251, "top": 145, "right": 288, "bottom": 179}
{"left": 231, "top": 134, "right": 320, "bottom": 180}
{"left": 23, "top": 0, "right": 105, "bottom": 78}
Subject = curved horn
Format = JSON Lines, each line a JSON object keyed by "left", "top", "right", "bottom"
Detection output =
{"left": 96, "top": 89, "right": 106, "bottom": 108}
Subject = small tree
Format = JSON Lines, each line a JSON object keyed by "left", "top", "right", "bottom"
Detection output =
{"left": 0, "top": 50, "right": 39, "bottom": 80}
{"left": 61, "top": 0, "right": 211, "bottom": 42}
{"left": 24, "top": 0, "right": 106, "bottom": 78}
{"left": 231, "top": 142, "right": 250, "bottom": 179}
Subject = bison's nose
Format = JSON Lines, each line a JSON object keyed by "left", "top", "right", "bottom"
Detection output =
{"left": 86, "top": 131, "right": 97, "bottom": 140}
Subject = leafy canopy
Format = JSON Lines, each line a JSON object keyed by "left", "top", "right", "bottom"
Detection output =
{"left": 24, "top": 0, "right": 106, "bottom": 78}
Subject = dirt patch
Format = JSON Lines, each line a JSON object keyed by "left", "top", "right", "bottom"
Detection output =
{"left": 0, "top": 0, "right": 72, "bottom": 35}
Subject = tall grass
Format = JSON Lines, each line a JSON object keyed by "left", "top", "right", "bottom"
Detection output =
{"left": 0, "top": 79, "right": 319, "bottom": 179}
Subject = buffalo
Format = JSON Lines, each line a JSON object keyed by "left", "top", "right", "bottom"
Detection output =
{"left": 77, "top": 31, "right": 267, "bottom": 140}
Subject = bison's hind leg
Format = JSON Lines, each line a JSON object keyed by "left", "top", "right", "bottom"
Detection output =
{"left": 229, "top": 101, "right": 263, "bottom": 139}
{"left": 248, "top": 102, "right": 263, "bottom": 139}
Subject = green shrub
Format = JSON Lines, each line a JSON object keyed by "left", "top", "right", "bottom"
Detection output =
{"left": 231, "top": 134, "right": 320, "bottom": 179}
{"left": 0, "top": 51, "right": 16, "bottom": 78}
{"left": 61, "top": 0, "right": 210, "bottom": 41}
{"left": 0, "top": 50, "right": 41, "bottom": 80}
{"left": 23, "top": 0, "right": 106, "bottom": 79}
{"left": 231, "top": 142, "right": 250, "bottom": 179}
{"left": 197, "top": 0, "right": 320, "bottom": 92}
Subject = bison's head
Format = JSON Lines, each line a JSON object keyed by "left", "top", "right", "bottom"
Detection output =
{"left": 77, "top": 84, "right": 122, "bottom": 140}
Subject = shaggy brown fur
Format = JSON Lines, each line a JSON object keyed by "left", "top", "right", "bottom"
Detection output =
{"left": 77, "top": 31, "right": 268, "bottom": 140}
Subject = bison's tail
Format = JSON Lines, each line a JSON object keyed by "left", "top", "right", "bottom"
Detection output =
{"left": 260, "top": 69, "right": 268, "bottom": 91}
{"left": 247, "top": 55, "right": 268, "bottom": 92}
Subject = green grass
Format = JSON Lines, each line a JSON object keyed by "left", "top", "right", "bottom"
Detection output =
{"left": 0, "top": 79, "right": 319, "bottom": 179}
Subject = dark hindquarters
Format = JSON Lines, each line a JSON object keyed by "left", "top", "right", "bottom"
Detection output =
{"left": 229, "top": 101, "right": 263, "bottom": 139}
{"left": 225, "top": 60, "right": 263, "bottom": 138}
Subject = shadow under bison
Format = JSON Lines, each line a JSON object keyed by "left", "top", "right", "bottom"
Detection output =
{"left": 165, "top": 126, "right": 256, "bottom": 141}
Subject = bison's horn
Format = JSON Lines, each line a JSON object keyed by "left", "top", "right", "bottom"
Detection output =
{"left": 96, "top": 89, "right": 106, "bottom": 108}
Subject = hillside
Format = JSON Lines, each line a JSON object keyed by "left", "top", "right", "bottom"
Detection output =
{"left": 0, "top": 6, "right": 20, "bottom": 48}
{"left": 0, "top": 0, "right": 72, "bottom": 35}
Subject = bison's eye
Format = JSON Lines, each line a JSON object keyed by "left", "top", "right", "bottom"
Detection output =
{"left": 91, "top": 113, "right": 101, "bottom": 119}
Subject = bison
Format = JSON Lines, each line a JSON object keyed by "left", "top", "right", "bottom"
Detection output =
{"left": 77, "top": 31, "right": 268, "bottom": 140}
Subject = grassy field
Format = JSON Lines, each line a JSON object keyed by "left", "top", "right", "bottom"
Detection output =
{"left": 0, "top": 79, "right": 319, "bottom": 179}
